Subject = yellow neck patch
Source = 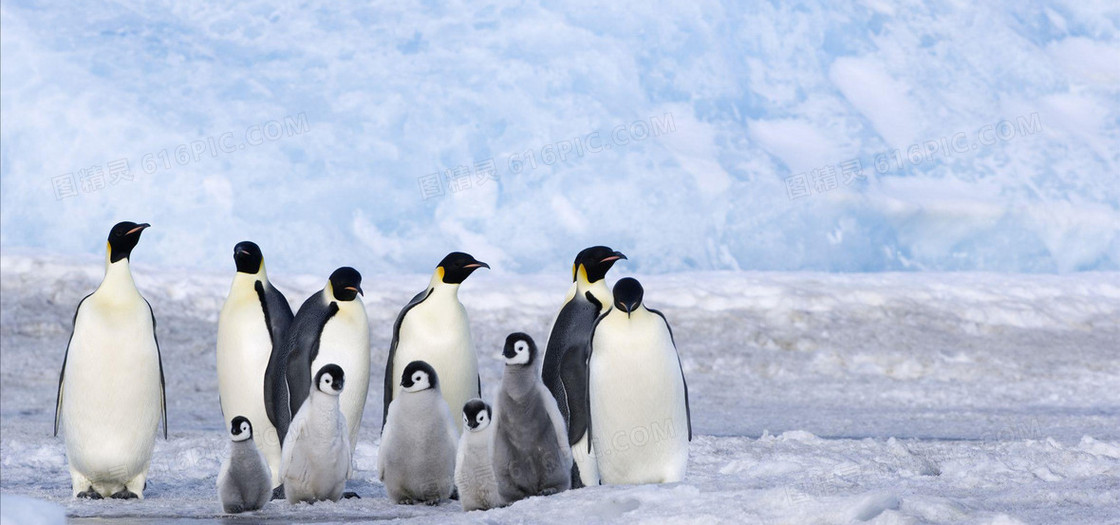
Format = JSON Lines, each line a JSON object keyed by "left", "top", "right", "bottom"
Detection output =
{"left": 436, "top": 266, "right": 446, "bottom": 282}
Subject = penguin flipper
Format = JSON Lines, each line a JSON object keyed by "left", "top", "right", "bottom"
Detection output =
{"left": 649, "top": 308, "right": 691, "bottom": 441}
{"left": 55, "top": 294, "right": 91, "bottom": 437}
{"left": 383, "top": 288, "right": 430, "bottom": 433}
{"left": 260, "top": 280, "right": 294, "bottom": 435}
{"left": 284, "top": 291, "right": 335, "bottom": 417}
{"left": 146, "top": 299, "right": 168, "bottom": 440}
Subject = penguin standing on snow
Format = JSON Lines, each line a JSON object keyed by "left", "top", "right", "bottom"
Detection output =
{"left": 54, "top": 221, "right": 167, "bottom": 499}
{"left": 542, "top": 246, "right": 625, "bottom": 487}
{"left": 379, "top": 361, "right": 458, "bottom": 505}
{"left": 216, "top": 241, "right": 293, "bottom": 496}
{"left": 588, "top": 278, "right": 692, "bottom": 484}
{"left": 383, "top": 252, "right": 488, "bottom": 435}
{"left": 281, "top": 364, "right": 351, "bottom": 504}
{"left": 217, "top": 416, "right": 272, "bottom": 513}
{"left": 454, "top": 399, "right": 504, "bottom": 511}
{"left": 492, "top": 333, "right": 572, "bottom": 503}
{"left": 284, "top": 267, "right": 369, "bottom": 454}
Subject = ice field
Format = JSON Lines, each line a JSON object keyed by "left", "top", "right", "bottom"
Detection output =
{"left": 1, "top": 254, "right": 1117, "bottom": 523}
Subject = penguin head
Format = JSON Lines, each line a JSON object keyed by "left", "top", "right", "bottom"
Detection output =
{"left": 233, "top": 241, "right": 264, "bottom": 274}
{"left": 573, "top": 246, "right": 626, "bottom": 283}
{"left": 229, "top": 416, "right": 253, "bottom": 442}
{"left": 328, "top": 267, "right": 363, "bottom": 302}
{"left": 315, "top": 364, "right": 345, "bottom": 395}
{"left": 401, "top": 360, "right": 438, "bottom": 393}
{"left": 437, "top": 252, "right": 489, "bottom": 284}
{"left": 107, "top": 221, "right": 150, "bottom": 263}
{"left": 612, "top": 277, "right": 644, "bottom": 317}
{"left": 462, "top": 399, "right": 492, "bottom": 432}
{"left": 502, "top": 332, "right": 537, "bottom": 366}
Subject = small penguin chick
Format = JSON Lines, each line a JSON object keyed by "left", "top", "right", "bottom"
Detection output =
{"left": 379, "top": 360, "right": 458, "bottom": 506}
{"left": 281, "top": 364, "right": 352, "bottom": 504}
{"left": 455, "top": 399, "right": 504, "bottom": 511}
{"left": 217, "top": 416, "right": 272, "bottom": 513}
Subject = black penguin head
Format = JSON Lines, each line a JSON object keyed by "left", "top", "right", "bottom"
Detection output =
{"left": 437, "top": 252, "right": 489, "bottom": 284}
{"left": 315, "top": 364, "right": 345, "bottom": 395}
{"left": 573, "top": 246, "right": 626, "bottom": 283}
{"left": 612, "top": 277, "right": 644, "bottom": 317}
{"left": 107, "top": 221, "right": 150, "bottom": 263}
{"left": 328, "top": 267, "right": 363, "bottom": 301}
{"left": 401, "top": 361, "right": 438, "bottom": 393}
{"left": 462, "top": 399, "right": 492, "bottom": 432}
{"left": 233, "top": 241, "right": 264, "bottom": 274}
{"left": 502, "top": 332, "right": 537, "bottom": 366}
{"left": 229, "top": 416, "right": 253, "bottom": 442}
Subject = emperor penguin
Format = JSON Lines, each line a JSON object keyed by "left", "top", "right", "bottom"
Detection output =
{"left": 492, "top": 333, "right": 572, "bottom": 503}
{"left": 454, "top": 399, "right": 504, "bottom": 511}
{"left": 284, "top": 267, "right": 369, "bottom": 452}
{"left": 379, "top": 361, "right": 458, "bottom": 505}
{"left": 542, "top": 246, "right": 625, "bottom": 488}
{"left": 588, "top": 277, "right": 692, "bottom": 485}
{"left": 382, "top": 252, "right": 488, "bottom": 435}
{"left": 281, "top": 364, "right": 351, "bottom": 504}
{"left": 54, "top": 221, "right": 167, "bottom": 499}
{"left": 216, "top": 241, "right": 293, "bottom": 494}
{"left": 217, "top": 416, "right": 272, "bottom": 513}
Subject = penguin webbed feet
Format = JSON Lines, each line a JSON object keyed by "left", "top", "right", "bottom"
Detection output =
{"left": 538, "top": 488, "right": 559, "bottom": 497}
{"left": 342, "top": 491, "right": 360, "bottom": 499}
{"left": 77, "top": 487, "right": 103, "bottom": 499}
{"left": 271, "top": 485, "right": 285, "bottom": 500}
{"left": 110, "top": 489, "right": 138, "bottom": 500}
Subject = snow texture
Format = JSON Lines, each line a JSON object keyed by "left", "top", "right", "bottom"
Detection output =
{"left": 1, "top": 1, "right": 1119, "bottom": 274}
{"left": 1, "top": 255, "right": 1118, "bottom": 523}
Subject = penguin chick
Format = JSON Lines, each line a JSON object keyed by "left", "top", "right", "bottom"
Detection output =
{"left": 281, "top": 364, "right": 351, "bottom": 504}
{"left": 379, "top": 361, "right": 458, "bottom": 505}
{"left": 492, "top": 333, "right": 572, "bottom": 503}
{"left": 454, "top": 399, "right": 504, "bottom": 511}
{"left": 217, "top": 416, "right": 272, "bottom": 513}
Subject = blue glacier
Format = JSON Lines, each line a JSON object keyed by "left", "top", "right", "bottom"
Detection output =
{"left": 1, "top": 0, "right": 1117, "bottom": 274}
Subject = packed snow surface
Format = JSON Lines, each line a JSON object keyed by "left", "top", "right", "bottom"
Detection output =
{"left": 1, "top": 255, "right": 1118, "bottom": 523}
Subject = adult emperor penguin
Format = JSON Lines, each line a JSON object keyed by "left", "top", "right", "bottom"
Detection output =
{"left": 382, "top": 252, "right": 488, "bottom": 435}
{"left": 216, "top": 241, "right": 293, "bottom": 495}
{"left": 588, "top": 277, "right": 692, "bottom": 484}
{"left": 379, "top": 361, "right": 458, "bottom": 505}
{"left": 217, "top": 416, "right": 272, "bottom": 513}
{"left": 454, "top": 399, "right": 504, "bottom": 511}
{"left": 542, "top": 246, "right": 625, "bottom": 488}
{"left": 492, "top": 333, "right": 572, "bottom": 503}
{"left": 54, "top": 221, "right": 167, "bottom": 499}
{"left": 284, "top": 267, "right": 369, "bottom": 452}
{"left": 281, "top": 364, "right": 351, "bottom": 504}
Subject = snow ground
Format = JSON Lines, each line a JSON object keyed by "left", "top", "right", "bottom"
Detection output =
{"left": 1, "top": 255, "right": 1118, "bottom": 523}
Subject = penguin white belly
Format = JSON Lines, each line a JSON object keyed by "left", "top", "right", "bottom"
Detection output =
{"left": 393, "top": 300, "right": 477, "bottom": 433}
{"left": 310, "top": 305, "right": 369, "bottom": 450}
{"left": 62, "top": 298, "right": 162, "bottom": 497}
{"left": 217, "top": 296, "right": 281, "bottom": 486}
{"left": 590, "top": 315, "right": 689, "bottom": 484}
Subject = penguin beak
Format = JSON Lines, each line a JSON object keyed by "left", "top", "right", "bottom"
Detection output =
{"left": 345, "top": 285, "right": 363, "bottom": 297}
{"left": 464, "top": 261, "right": 490, "bottom": 270}
{"left": 127, "top": 223, "right": 151, "bottom": 236}
{"left": 600, "top": 251, "right": 626, "bottom": 264}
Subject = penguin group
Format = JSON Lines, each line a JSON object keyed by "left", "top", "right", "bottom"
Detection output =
{"left": 53, "top": 222, "right": 692, "bottom": 513}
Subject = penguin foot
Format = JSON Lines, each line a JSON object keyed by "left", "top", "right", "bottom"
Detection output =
{"left": 271, "top": 485, "right": 285, "bottom": 500}
{"left": 77, "top": 487, "right": 102, "bottom": 499}
{"left": 223, "top": 504, "right": 244, "bottom": 514}
{"left": 342, "top": 491, "right": 360, "bottom": 499}
{"left": 398, "top": 498, "right": 415, "bottom": 505}
{"left": 110, "top": 489, "right": 138, "bottom": 500}
{"left": 538, "top": 488, "right": 559, "bottom": 497}
{"left": 423, "top": 499, "right": 441, "bottom": 506}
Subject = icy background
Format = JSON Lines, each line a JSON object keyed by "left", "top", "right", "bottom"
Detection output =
{"left": 1, "top": 255, "right": 1118, "bottom": 523}
{"left": 2, "top": 0, "right": 1119, "bottom": 275}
